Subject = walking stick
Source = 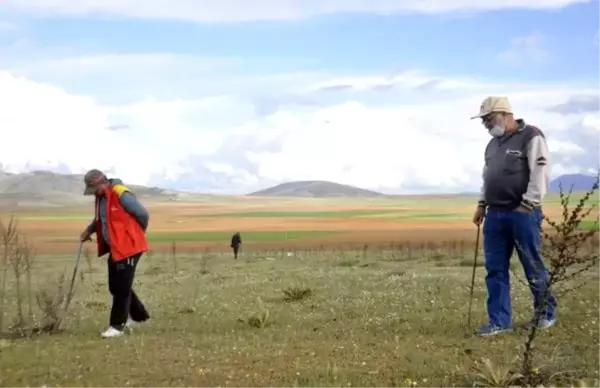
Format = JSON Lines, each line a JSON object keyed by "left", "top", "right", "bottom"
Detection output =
{"left": 467, "top": 224, "right": 481, "bottom": 329}
{"left": 64, "top": 241, "right": 84, "bottom": 313}
{"left": 52, "top": 242, "right": 84, "bottom": 331}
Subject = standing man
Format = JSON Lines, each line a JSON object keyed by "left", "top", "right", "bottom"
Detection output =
{"left": 230, "top": 232, "right": 242, "bottom": 259}
{"left": 471, "top": 96, "right": 557, "bottom": 337}
{"left": 79, "top": 169, "right": 151, "bottom": 338}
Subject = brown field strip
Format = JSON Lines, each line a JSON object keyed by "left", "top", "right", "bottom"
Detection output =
{"left": 0, "top": 196, "right": 593, "bottom": 255}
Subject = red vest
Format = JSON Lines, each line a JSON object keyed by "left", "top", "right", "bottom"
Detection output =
{"left": 94, "top": 184, "right": 148, "bottom": 261}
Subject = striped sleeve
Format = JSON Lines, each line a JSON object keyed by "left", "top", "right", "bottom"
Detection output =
{"left": 521, "top": 134, "right": 551, "bottom": 210}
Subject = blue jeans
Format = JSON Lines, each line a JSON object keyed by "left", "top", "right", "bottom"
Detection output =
{"left": 483, "top": 207, "right": 557, "bottom": 328}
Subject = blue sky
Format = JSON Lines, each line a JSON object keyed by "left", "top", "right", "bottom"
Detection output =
{"left": 0, "top": 0, "right": 598, "bottom": 194}
{"left": 6, "top": 2, "right": 598, "bottom": 81}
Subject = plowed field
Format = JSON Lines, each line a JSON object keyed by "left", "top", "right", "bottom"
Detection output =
{"left": 0, "top": 194, "right": 589, "bottom": 255}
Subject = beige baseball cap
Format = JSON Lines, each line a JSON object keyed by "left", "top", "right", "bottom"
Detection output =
{"left": 470, "top": 96, "right": 513, "bottom": 119}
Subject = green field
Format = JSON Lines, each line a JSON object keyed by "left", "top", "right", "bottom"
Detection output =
{"left": 186, "top": 210, "right": 471, "bottom": 220}
{"left": 0, "top": 249, "right": 597, "bottom": 386}
{"left": 400, "top": 212, "right": 468, "bottom": 220}
{"left": 580, "top": 220, "right": 599, "bottom": 231}
{"left": 147, "top": 230, "right": 337, "bottom": 243}
{"left": 189, "top": 210, "right": 396, "bottom": 218}
{"left": 543, "top": 192, "right": 600, "bottom": 205}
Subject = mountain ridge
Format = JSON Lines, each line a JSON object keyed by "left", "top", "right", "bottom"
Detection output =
{"left": 0, "top": 171, "right": 595, "bottom": 205}
{"left": 0, "top": 170, "right": 184, "bottom": 206}
{"left": 248, "top": 180, "right": 384, "bottom": 197}
{"left": 549, "top": 173, "right": 598, "bottom": 193}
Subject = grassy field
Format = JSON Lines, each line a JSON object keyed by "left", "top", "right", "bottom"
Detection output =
{"left": 0, "top": 248, "right": 598, "bottom": 387}
{"left": 146, "top": 230, "right": 338, "bottom": 243}
{"left": 189, "top": 210, "right": 396, "bottom": 218}
{"left": 0, "top": 193, "right": 598, "bottom": 386}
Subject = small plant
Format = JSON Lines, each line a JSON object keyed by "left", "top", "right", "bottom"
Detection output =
{"left": 282, "top": 286, "right": 313, "bottom": 302}
{"left": 83, "top": 246, "right": 94, "bottom": 278}
{"left": 572, "top": 378, "right": 600, "bottom": 387}
{"left": 2, "top": 217, "right": 43, "bottom": 334}
{"left": 471, "top": 358, "right": 523, "bottom": 387}
{"left": 430, "top": 252, "right": 446, "bottom": 262}
{"left": 199, "top": 248, "right": 210, "bottom": 275}
{"left": 246, "top": 297, "right": 271, "bottom": 328}
{"left": 387, "top": 269, "right": 406, "bottom": 278}
{"left": 171, "top": 241, "right": 178, "bottom": 271}
{"left": 178, "top": 306, "right": 196, "bottom": 315}
{"left": 338, "top": 259, "right": 359, "bottom": 267}
{"left": 0, "top": 216, "right": 75, "bottom": 337}
{"left": 20, "top": 237, "right": 36, "bottom": 326}
{"left": 35, "top": 270, "right": 68, "bottom": 333}
{"left": 0, "top": 216, "right": 19, "bottom": 333}
{"left": 82, "top": 300, "right": 106, "bottom": 311}
{"left": 470, "top": 356, "right": 593, "bottom": 388}
{"left": 144, "top": 265, "right": 162, "bottom": 275}
{"left": 514, "top": 174, "right": 599, "bottom": 387}
{"left": 458, "top": 258, "right": 484, "bottom": 268}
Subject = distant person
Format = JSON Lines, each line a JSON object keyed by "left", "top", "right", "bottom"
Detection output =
{"left": 79, "top": 169, "right": 151, "bottom": 338}
{"left": 230, "top": 232, "right": 242, "bottom": 259}
{"left": 471, "top": 96, "right": 557, "bottom": 337}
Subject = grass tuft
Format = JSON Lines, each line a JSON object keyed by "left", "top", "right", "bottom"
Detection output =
{"left": 244, "top": 297, "right": 271, "bottom": 329}
{"left": 282, "top": 286, "right": 313, "bottom": 302}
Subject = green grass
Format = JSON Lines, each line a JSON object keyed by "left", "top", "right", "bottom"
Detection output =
{"left": 147, "top": 230, "right": 337, "bottom": 243}
{"left": 189, "top": 210, "right": 396, "bottom": 218}
{"left": 400, "top": 212, "right": 468, "bottom": 220}
{"left": 580, "top": 220, "right": 599, "bottom": 231}
{"left": 543, "top": 192, "right": 600, "bottom": 206}
{"left": 0, "top": 247, "right": 598, "bottom": 387}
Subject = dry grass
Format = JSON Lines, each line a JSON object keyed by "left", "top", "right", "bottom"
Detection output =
{"left": 0, "top": 216, "right": 69, "bottom": 338}
{"left": 0, "top": 244, "right": 597, "bottom": 387}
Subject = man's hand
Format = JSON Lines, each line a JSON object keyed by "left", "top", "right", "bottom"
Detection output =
{"left": 79, "top": 230, "right": 92, "bottom": 242}
{"left": 515, "top": 205, "right": 532, "bottom": 214}
{"left": 472, "top": 206, "right": 486, "bottom": 226}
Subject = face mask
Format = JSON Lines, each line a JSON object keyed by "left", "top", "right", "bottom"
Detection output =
{"left": 486, "top": 114, "right": 507, "bottom": 137}
{"left": 488, "top": 125, "right": 505, "bottom": 137}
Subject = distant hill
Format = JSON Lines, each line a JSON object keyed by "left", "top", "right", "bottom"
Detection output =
{"left": 247, "top": 180, "right": 384, "bottom": 198}
{"left": 4, "top": 172, "right": 594, "bottom": 206}
{"left": 0, "top": 170, "right": 182, "bottom": 206}
{"left": 550, "top": 174, "right": 598, "bottom": 193}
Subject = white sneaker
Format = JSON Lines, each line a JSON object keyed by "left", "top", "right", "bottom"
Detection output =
{"left": 125, "top": 318, "right": 136, "bottom": 329}
{"left": 101, "top": 326, "right": 124, "bottom": 338}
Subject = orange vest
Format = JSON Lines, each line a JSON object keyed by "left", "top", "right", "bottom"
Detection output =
{"left": 94, "top": 184, "right": 149, "bottom": 261}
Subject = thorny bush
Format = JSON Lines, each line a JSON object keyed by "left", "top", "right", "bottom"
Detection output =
{"left": 0, "top": 216, "right": 73, "bottom": 338}
{"left": 476, "top": 175, "right": 600, "bottom": 387}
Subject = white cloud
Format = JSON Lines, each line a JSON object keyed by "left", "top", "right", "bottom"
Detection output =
{"left": 0, "top": 67, "right": 597, "bottom": 194}
{"left": 0, "top": 71, "right": 142, "bottom": 180}
{"left": 18, "top": 54, "right": 236, "bottom": 77}
{"left": 0, "top": 0, "right": 592, "bottom": 22}
{"left": 2, "top": 53, "right": 241, "bottom": 104}
{"left": 497, "top": 33, "right": 549, "bottom": 66}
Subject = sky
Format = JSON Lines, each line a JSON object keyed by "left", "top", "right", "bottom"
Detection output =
{"left": 0, "top": 0, "right": 598, "bottom": 194}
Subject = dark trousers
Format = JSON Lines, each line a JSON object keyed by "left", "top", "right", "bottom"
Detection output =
{"left": 232, "top": 245, "right": 239, "bottom": 259}
{"left": 107, "top": 253, "right": 149, "bottom": 329}
{"left": 483, "top": 208, "right": 557, "bottom": 328}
